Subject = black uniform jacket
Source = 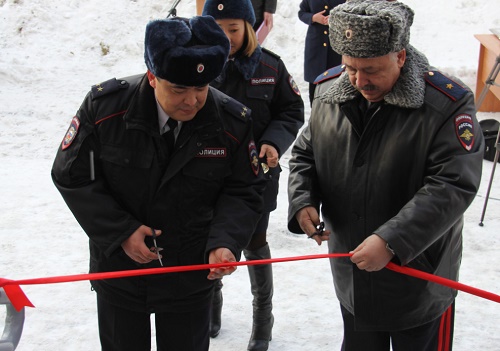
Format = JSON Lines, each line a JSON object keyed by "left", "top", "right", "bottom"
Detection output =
{"left": 52, "top": 74, "right": 265, "bottom": 313}
{"left": 211, "top": 47, "right": 304, "bottom": 212}
{"left": 288, "top": 47, "right": 484, "bottom": 330}
{"left": 298, "top": 0, "right": 343, "bottom": 83}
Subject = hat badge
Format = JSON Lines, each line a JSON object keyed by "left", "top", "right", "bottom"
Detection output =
{"left": 197, "top": 63, "right": 205, "bottom": 74}
{"left": 345, "top": 29, "right": 353, "bottom": 40}
{"left": 218, "top": 4, "right": 224, "bottom": 11}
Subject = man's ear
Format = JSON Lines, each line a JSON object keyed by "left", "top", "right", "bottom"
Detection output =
{"left": 397, "top": 49, "right": 406, "bottom": 68}
{"left": 147, "top": 70, "right": 156, "bottom": 88}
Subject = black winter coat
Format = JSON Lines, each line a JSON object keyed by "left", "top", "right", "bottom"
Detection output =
{"left": 298, "top": 0, "right": 344, "bottom": 83}
{"left": 288, "top": 47, "right": 484, "bottom": 330}
{"left": 52, "top": 74, "right": 265, "bottom": 313}
{"left": 210, "top": 47, "right": 304, "bottom": 212}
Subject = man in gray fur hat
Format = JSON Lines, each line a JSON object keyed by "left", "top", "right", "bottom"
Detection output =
{"left": 288, "top": 1, "right": 483, "bottom": 350}
{"left": 52, "top": 15, "right": 265, "bottom": 351}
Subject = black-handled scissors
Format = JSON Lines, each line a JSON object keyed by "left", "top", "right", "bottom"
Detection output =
{"left": 308, "top": 222, "right": 325, "bottom": 239}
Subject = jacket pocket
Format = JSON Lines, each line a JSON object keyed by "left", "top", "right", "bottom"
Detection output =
{"left": 100, "top": 144, "right": 155, "bottom": 203}
{"left": 409, "top": 252, "right": 435, "bottom": 274}
{"left": 246, "top": 83, "right": 274, "bottom": 101}
{"left": 179, "top": 159, "right": 231, "bottom": 208}
{"left": 182, "top": 158, "right": 231, "bottom": 181}
{"left": 101, "top": 144, "right": 153, "bottom": 168}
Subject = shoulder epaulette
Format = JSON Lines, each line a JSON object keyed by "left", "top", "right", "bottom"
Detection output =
{"left": 221, "top": 96, "right": 252, "bottom": 122}
{"left": 424, "top": 70, "right": 468, "bottom": 102}
{"left": 261, "top": 47, "right": 280, "bottom": 60}
{"left": 314, "top": 64, "right": 345, "bottom": 84}
{"left": 91, "top": 78, "right": 129, "bottom": 100}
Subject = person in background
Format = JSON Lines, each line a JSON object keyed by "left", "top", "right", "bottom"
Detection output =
{"left": 196, "top": 0, "right": 277, "bottom": 33}
{"left": 251, "top": 0, "right": 277, "bottom": 32}
{"left": 52, "top": 16, "right": 265, "bottom": 351}
{"left": 288, "top": 1, "right": 484, "bottom": 350}
{"left": 298, "top": 0, "right": 344, "bottom": 106}
{"left": 202, "top": 1, "right": 304, "bottom": 350}
{"left": 196, "top": 0, "right": 205, "bottom": 15}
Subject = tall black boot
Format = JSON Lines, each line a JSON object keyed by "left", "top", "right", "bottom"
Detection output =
{"left": 209, "top": 279, "right": 223, "bottom": 338}
{"left": 244, "top": 244, "right": 274, "bottom": 351}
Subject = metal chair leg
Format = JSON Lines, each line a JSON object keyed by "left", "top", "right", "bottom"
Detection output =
{"left": 477, "top": 54, "right": 500, "bottom": 226}
{"left": 476, "top": 56, "right": 500, "bottom": 110}
{"left": 479, "top": 128, "right": 500, "bottom": 226}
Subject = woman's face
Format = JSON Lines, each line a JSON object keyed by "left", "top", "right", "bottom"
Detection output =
{"left": 215, "top": 18, "right": 246, "bottom": 57}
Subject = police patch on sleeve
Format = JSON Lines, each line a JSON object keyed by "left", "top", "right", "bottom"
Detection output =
{"left": 289, "top": 75, "right": 301, "bottom": 96}
{"left": 61, "top": 116, "right": 80, "bottom": 150}
{"left": 248, "top": 140, "right": 260, "bottom": 176}
{"left": 455, "top": 114, "right": 475, "bottom": 151}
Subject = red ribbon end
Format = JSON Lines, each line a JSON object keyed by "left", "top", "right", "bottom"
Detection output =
{"left": 3, "top": 284, "right": 35, "bottom": 311}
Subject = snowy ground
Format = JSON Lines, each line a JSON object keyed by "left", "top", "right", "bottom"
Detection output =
{"left": 1, "top": 0, "right": 500, "bottom": 350}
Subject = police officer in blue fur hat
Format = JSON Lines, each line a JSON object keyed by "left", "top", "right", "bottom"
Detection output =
{"left": 52, "top": 15, "right": 265, "bottom": 351}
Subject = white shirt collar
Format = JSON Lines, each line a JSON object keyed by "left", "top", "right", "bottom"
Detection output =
{"left": 155, "top": 98, "right": 169, "bottom": 132}
{"left": 155, "top": 98, "right": 182, "bottom": 135}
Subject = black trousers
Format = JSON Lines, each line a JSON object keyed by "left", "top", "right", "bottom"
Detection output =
{"left": 97, "top": 294, "right": 210, "bottom": 351}
{"left": 340, "top": 303, "right": 455, "bottom": 351}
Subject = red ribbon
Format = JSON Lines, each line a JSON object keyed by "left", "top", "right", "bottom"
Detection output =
{"left": 385, "top": 262, "right": 500, "bottom": 304}
{"left": 1, "top": 253, "right": 499, "bottom": 312}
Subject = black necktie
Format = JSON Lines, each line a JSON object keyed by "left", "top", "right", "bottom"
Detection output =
{"left": 162, "top": 118, "right": 178, "bottom": 156}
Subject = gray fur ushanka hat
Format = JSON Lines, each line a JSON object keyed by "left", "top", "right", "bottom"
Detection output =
{"left": 144, "top": 16, "right": 230, "bottom": 86}
{"left": 329, "top": 0, "right": 414, "bottom": 58}
{"left": 202, "top": 0, "right": 256, "bottom": 26}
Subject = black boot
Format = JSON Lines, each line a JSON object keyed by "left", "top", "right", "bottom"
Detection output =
{"left": 209, "top": 279, "right": 223, "bottom": 338}
{"left": 245, "top": 244, "right": 274, "bottom": 351}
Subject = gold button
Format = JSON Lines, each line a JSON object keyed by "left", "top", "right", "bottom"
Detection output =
{"left": 324, "top": 31, "right": 328, "bottom": 35}
{"left": 428, "top": 71, "right": 434, "bottom": 76}
{"left": 323, "top": 43, "right": 327, "bottom": 47}
{"left": 324, "top": 5, "right": 328, "bottom": 9}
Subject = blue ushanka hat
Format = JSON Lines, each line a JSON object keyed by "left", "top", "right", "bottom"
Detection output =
{"left": 144, "top": 16, "right": 230, "bottom": 86}
{"left": 202, "top": 0, "right": 256, "bottom": 26}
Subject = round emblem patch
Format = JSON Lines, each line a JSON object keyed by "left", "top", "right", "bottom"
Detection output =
{"left": 197, "top": 63, "right": 205, "bottom": 74}
{"left": 62, "top": 116, "right": 80, "bottom": 150}
{"left": 248, "top": 140, "right": 260, "bottom": 176}
{"left": 345, "top": 29, "right": 353, "bottom": 39}
{"left": 288, "top": 75, "right": 301, "bottom": 96}
{"left": 218, "top": 4, "right": 224, "bottom": 11}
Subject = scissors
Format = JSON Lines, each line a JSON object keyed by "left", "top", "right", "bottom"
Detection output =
{"left": 150, "top": 228, "right": 164, "bottom": 266}
{"left": 307, "top": 222, "right": 325, "bottom": 239}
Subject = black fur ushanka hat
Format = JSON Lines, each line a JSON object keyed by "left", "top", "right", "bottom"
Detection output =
{"left": 144, "top": 16, "right": 230, "bottom": 86}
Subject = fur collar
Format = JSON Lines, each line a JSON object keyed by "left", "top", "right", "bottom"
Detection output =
{"left": 231, "top": 46, "right": 263, "bottom": 80}
{"left": 320, "top": 45, "right": 430, "bottom": 109}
